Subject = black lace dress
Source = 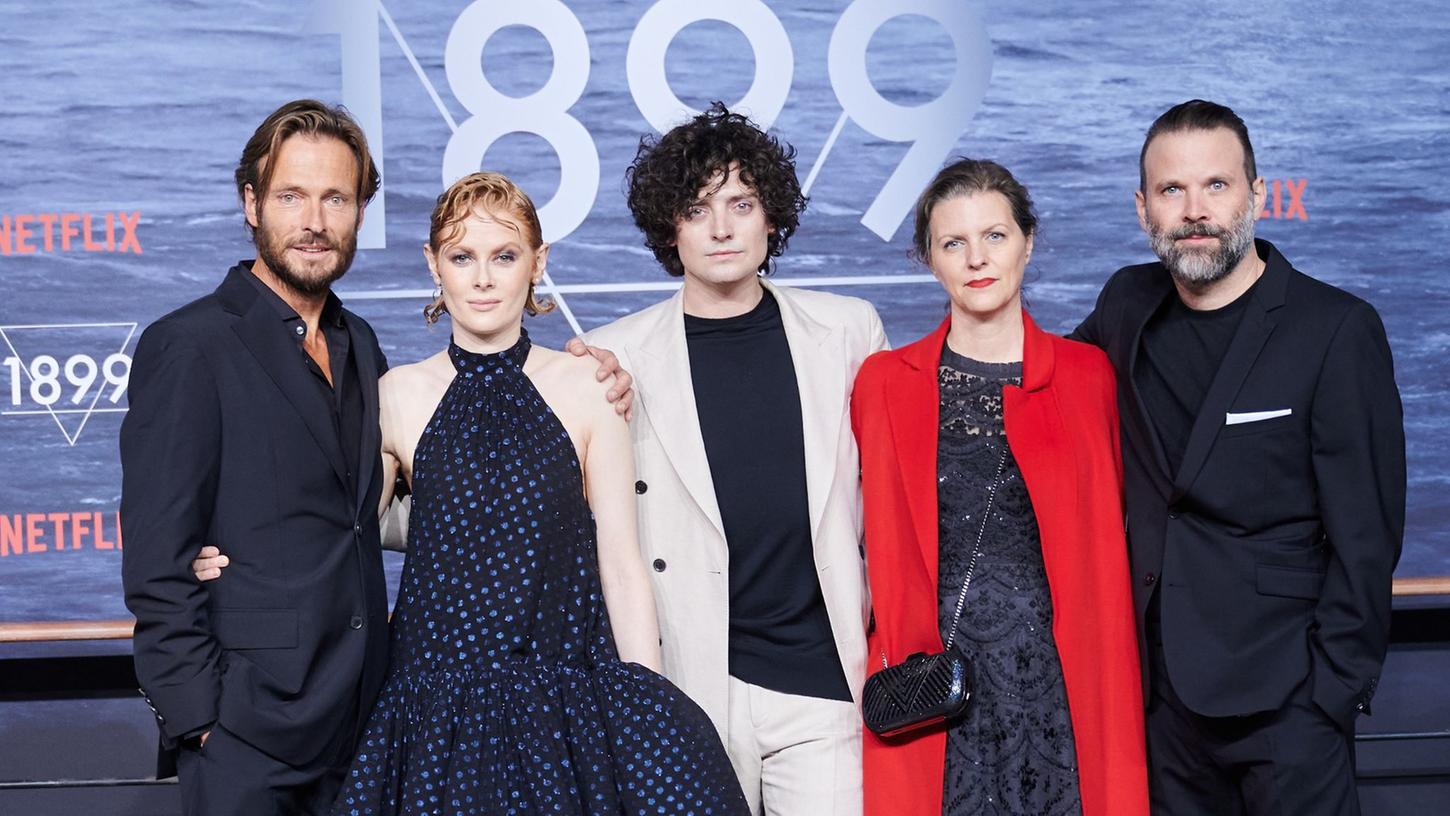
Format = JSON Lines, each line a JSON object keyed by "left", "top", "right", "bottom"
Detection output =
{"left": 331, "top": 331, "right": 747, "bottom": 815}
{"left": 935, "top": 345, "right": 1082, "bottom": 816}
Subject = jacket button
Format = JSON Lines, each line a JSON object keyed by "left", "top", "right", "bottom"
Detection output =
{"left": 349, "top": 615, "right": 364, "bottom": 630}
{"left": 1167, "top": 513, "right": 1178, "bottom": 520}
{"left": 635, "top": 480, "right": 648, "bottom": 495}
{"left": 354, "top": 523, "right": 363, "bottom": 536}
{"left": 652, "top": 559, "right": 666, "bottom": 572}
{"left": 1144, "top": 572, "right": 1157, "bottom": 586}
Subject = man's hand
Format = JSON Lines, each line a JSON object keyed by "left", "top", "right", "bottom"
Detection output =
{"left": 191, "top": 546, "right": 229, "bottom": 582}
{"left": 564, "top": 337, "right": 635, "bottom": 420}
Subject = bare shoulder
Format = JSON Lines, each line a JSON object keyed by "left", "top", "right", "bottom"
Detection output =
{"left": 524, "top": 345, "right": 616, "bottom": 457}
{"left": 380, "top": 350, "right": 454, "bottom": 401}
{"left": 525, "top": 345, "right": 609, "bottom": 401}
{"left": 380, "top": 351, "right": 456, "bottom": 437}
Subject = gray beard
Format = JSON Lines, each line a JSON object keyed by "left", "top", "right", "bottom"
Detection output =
{"left": 1148, "top": 200, "right": 1256, "bottom": 291}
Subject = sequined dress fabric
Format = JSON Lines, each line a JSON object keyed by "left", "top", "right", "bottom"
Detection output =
{"left": 332, "top": 332, "right": 746, "bottom": 816}
{"left": 935, "top": 347, "right": 1082, "bottom": 816}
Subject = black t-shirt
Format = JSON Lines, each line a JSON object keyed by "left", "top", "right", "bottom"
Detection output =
{"left": 684, "top": 288, "right": 851, "bottom": 701}
{"left": 1135, "top": 280, "right": 1259, "bottom": 477}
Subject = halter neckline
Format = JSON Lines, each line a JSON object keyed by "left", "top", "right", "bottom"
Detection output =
{"left": 447, "top": 328, "right": 531, "bottom": 375}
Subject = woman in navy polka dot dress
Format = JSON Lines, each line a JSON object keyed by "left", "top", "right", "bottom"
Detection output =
{"left": 330, "top": 172, "right": 748, "bottom": 815}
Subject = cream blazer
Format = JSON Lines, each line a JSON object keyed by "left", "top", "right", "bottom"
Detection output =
{"left": 584, "top": 279, "right": 887, "bottom": 740}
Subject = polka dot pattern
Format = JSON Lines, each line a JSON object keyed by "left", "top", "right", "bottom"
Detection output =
{"left": 332, "top": 331, "right": 746, "bottom": 815}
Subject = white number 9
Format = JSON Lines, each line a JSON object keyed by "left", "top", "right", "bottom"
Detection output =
{"left": 828, "top": 0, "right": 993, "bottom": 240}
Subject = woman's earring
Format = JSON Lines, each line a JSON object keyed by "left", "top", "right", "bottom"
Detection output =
{"left": 432, "top": 285, "right": 443, "bottom": 299}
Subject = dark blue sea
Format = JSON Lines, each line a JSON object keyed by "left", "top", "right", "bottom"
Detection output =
{"left": 1, "top": 0, "right": 1446, "bottom": 625}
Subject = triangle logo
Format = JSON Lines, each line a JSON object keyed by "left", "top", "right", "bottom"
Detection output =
{"left": 0, "top": 322, "right": 138, "bottom": 446}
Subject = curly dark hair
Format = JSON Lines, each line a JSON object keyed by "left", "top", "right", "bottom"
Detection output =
{"left": 625, "top": 102, "right": 807, "bottom": 277}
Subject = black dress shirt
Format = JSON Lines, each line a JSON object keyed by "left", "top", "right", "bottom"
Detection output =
{"left": 243, "top": 262, "right": 363, "bottom": 487}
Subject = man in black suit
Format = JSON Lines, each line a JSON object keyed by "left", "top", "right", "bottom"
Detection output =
{"left": 1073, "top": 100, "right": 1405, "bottom": 815}
{"left": 120, "top": 99, "right": 392, "bottom": 814}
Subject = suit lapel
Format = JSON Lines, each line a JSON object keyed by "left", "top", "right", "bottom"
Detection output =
{"left": 629, "top": 290, "right": 728, "bottom": 553}
{"left": 1172, "top": 243, "right": 1287, "bottom": 499}
{"left": 1124, "top": 279, "right": 1176, "bottom": 485}
{"left": 222, "top": 269, "right": 350, "bottom": 491}
{"left": 887, "top": 318, "right": 949, "bottom": 589}
{"left": 770, "top": 282, "right": 846, "bottom": 550}
{"left": 348, "top": 315, "right": 380, "bottom": 516}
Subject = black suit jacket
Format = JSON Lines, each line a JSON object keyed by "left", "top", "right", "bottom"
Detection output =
{"left": 120, "top": 264, "right": 390, "bottom": 769}
{"left": 1073, "top": 239, "right": 1405, "bottom": 731}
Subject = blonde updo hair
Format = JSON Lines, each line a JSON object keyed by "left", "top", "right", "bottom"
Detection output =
{"left": 424, "top": 171, "right": 555, "bottom": 325}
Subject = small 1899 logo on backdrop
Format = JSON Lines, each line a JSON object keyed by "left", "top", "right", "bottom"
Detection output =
{"left": 0, "top": 322, "right": 136, "bottom": 445}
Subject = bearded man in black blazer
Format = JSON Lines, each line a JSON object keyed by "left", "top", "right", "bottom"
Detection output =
{"left": 1073, "top": 100, "right": 1405, "bottom": 815}
{"left": 119, "top": 100, "right": 392, "bottom": 815}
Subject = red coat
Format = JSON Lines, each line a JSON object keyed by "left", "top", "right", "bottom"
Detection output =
{"left": 850, "top": 312, "right": 1148, "bottom": 816}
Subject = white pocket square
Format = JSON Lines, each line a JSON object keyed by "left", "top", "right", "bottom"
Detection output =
{"left": 1225, "top": 408, "right": 1292, "bottom": 426}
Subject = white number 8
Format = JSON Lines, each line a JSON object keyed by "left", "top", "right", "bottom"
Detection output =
{"left": 442, "top": 0, "right": 599, "bottom": 243}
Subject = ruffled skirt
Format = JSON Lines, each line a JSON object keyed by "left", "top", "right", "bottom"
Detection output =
{"left": 330, "top": 657, "right": 747, "bottom": 815}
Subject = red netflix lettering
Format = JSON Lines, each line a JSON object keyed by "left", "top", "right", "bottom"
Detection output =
{"left": 26, "top": 514, "right": 45, "bottom": 552}
{"left": 1257, "top": 178, "right": 1309, "bottom": 221}
{"left": 0, "top": 515, "right": 22, "bottom": 557}
{"left": 0, "top": 511, "right": 125, "bottom": 556}
{"left": 82, "top": 213, "right": 102, "bottom": 251}
{"left": 0, "top": 211, "right": 144, "bottom": 255}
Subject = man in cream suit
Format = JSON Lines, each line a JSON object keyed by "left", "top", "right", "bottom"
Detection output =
{"left": 578, "top": 103, "right": 885, "bottom": 815}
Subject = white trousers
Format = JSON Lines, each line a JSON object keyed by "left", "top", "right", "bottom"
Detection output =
{"left": 725, "top": 675, "right": 863, "bottom": 816}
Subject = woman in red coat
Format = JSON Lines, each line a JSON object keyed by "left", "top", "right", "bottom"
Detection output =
{"left": 850, "top": 159, "right": 1148, "bottom": 816}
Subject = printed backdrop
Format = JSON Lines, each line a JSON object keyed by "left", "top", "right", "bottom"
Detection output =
{"left": 1, "top": 0, "right": 1447, "bottom": 626}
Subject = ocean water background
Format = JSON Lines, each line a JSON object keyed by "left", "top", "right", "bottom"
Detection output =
{"left": 1, "top": 0, "right": 1446, "bottom": 626}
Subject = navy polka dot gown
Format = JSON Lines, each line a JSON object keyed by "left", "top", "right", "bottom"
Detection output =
{"left": 332, "top": 332, "right": 747, "bottom": 815}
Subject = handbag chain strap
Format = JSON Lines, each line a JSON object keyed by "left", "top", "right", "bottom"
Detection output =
{"left": 881, "top": 441, "right": 1010, "bottom": 669}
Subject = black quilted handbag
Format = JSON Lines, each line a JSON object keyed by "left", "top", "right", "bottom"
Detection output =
{"left": 861, "top": 445, "right": 1008, "bottom": 738}
{"left": 861, "top": 650, "right": 971, "bottom": 737}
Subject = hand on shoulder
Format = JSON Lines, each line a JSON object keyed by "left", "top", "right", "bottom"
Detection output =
{"left": 529, "top": 346, "right": 616, "bottom": 409}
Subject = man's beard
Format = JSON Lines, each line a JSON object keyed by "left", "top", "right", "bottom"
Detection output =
{"left": 1148, "top": 198, "right": 1256, "bottom": 291}
{"left": 254, "top": 215, "right": 357, "bottom": 297}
